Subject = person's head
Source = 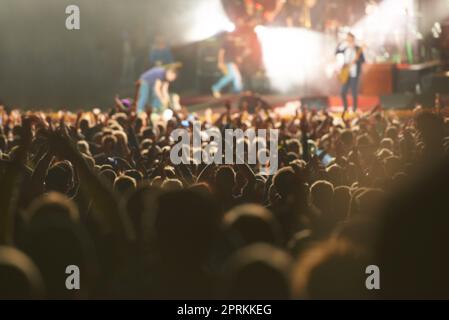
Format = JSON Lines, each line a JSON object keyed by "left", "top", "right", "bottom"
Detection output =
{"left": 142, "top": 127, "right": 156, "bottom": 141}
{"left": 310, "top": 180, "right": 335, "bottom": 214}
{"left": 272, "top": 167, "right": 297, "bottom": 199}
{"left": 77, "top": 140, "right": 91, "bottom": 156}
{"left": 333, "top": 186, "right": 351, "bottom": 222}
{"left": 101, "top": 134, "right": 117, "bottom": 155}
{"left": 151, "top": 176, "right": 164, "bottom": 188}
{"left": 140, "top": 138, "right": 153, "bottom": 150}
{"left": 340, "top": 130, "right": 354, "bottom": 150}
{"left": 346, "top": 32, "right": 356, "bottom": 46}
{"left": 292, "top": 240, "right": 369, "bottom": 299}
{"left": 113, "top": 130, "right": 128, "bottom": 149}
{"left": 12, "top": 125, "right": 21, "bottom": 137}
{"left": 92, "top": 132, "right": 103, "bottom": 145}
{"left": 45, "top": 161, "right": 74, "bottom": 195}
{"left": 24, "top": 192, "right": 79, "bottom": 224}
{"left": 161, "top": 178, "right": 183, "bottom": 191}
{"left": 223, "top": 204, "right": 282, "bottom": 248}
{"left": 112, "top": 113, "right": 128, "bottom": 129}
{"left": 114, "top": 175, "right": 137, "bottom": 196}
{"left": 285, "top": 152, "right": 299, "bottom": 164}
{"left": 326, "top": 164, "right": 344, "bottom": 187}
{"left": 22, "top": 193, "right": 96, "bottom": 299}
{"left": 220, "top": 244, "right": 292, "bottom": 300}
{"left": 385, "top": 126, "right": 399, "bottom": 142}
{"left": 155, "top": 189, "right": 220, "bottom": 265}
{"left": 165, "top": 67, "right": 178, "bottom": 82}
{"left": 380, "top": 138, "right": 394, "bottom": 151}
{"left": 286, "top": 139, "right": 301, "bottom": 156}
{"left": 124, "top": 170, "right": 143, "bottom": 184}
{"left": 99, "top": 169, "right": 117, "bottom": 186}
{"left": 83, "top": 155, "right": 95, "bottom": 170}
{"left": 0, "top": 246, "right": 44, "bottom": 299}
{"left": 79, "top": 119, "right": 90, "bottom": 132}
{"left": 215, "top": 166, "right": 236, "bottom": 195}
{"left": 350, "top": 188, "right": 385, "bottom": 217}
{"left": 189, "top": 183, "right": 212, "bottom": 196}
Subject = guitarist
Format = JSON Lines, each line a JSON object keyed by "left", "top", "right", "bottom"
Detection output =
{"left": 336, "top": 32, "right": 365, "bottom": 113}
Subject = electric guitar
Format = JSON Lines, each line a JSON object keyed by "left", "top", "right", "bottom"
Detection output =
{"left": 338, "top": 46, "right": 365, "bottom": 84}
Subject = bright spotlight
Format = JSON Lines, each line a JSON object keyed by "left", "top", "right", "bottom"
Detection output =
{"left": 254, "top": 25, "right": 264, "bottom": 34}
{"left": 256, "top": 27, "right": 336, "bottom": 93}
{"left": 351, "top": 0, "right": 417, "bottom": 53}
{"left": 225, "top": 22, "right": 236, "bottom": 33}
{"left": 184, "top": 0, "right": 235, "bottom": 43}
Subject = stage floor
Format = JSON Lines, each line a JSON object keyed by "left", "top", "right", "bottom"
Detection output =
{"left": 181, "top": 94, "right": 381, "bottom": 116}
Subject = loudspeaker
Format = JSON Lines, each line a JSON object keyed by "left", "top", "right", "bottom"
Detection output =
{"left": 300, "top": 96, "right": 330, "bottom": 110}
{"left": 196, "top": 39, "right": 221, "bottom": 77}
{"left": 394, "top": 61, "right": 441, "bottom": 94}
{"left": 431, "top": 72, "right": 449, "bottom": 94}
{"left": 380, "top": 93, "right": 416, "bottom": 110}
{"left": 196, "top": 38, "right": 221, "bottom": 94}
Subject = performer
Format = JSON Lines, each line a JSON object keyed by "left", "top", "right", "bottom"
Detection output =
{"left": 149, "top": 35, "right": 174, "bottom": 67}
{"left": 135, "top": 64, "right": 179, "bottom": 114}
{"left": 211, "top": 32, "right": 245, "bottom": 99}
{"left": 336, "top": 32, "right": 365, "bottom": 113}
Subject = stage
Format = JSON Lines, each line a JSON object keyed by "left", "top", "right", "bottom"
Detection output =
{"left": 181, "top": 59, "right": 447, "bottom": 116}
{"left": 181, "top": 94, "right": 381, "bottom": 116}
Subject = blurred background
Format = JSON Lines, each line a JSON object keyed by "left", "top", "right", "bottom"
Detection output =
{"left": 0, "top": 0, "right": 448, "bottom": 108}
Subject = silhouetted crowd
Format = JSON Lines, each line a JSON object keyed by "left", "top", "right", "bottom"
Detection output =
{"left": 1, "top": 100, "right": 449, "bottom": 299}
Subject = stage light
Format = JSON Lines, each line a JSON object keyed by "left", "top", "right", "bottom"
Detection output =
{"left": 254, "top": 25, "right": 264, "bottom": 34}
{"left": 365, "top": 1, "right": 379, "bottom": 16}
{"left": 351, "top": 0, "right": 417, "bottom": 53}
{"left": 225, "top": 22, "right": 236, "bottom": 33}
{"left": 183, "top": 0, "right": 235, "bottom": 43}
{"left": 256, "top": 27, "right": 336, "bottom": 93}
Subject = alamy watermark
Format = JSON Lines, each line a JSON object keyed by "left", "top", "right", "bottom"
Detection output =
{"left": 170, "top": 122, "right": 279, "bottom": 175}
{"left": 65, "top": 265, "right": 80, "bottom": 290}
{"left": 65, "top": 5, "right": 80, "bottom": 30}
{"left": 365, "top": 265, "right": 380, "bottom": 290}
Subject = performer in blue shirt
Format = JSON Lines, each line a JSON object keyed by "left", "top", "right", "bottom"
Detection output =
{"left": 136, "top": 65, "right": 178, "bottom": 114}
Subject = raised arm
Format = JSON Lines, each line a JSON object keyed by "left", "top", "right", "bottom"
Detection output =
{"left": 47, "top": 130, "right": 134, "bottom": 253}
{"left": 0, "top": 118, "right": 32, "bottom": 244}
{"left": 26, "top": 148, "right": 54, "bottom": 204}
{"left": 196, "top": 163, "right": 216, "bottom": 186}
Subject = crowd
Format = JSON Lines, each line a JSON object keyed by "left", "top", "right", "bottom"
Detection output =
{"left": 1, "top": 97, "right": 449, "bottom": 300}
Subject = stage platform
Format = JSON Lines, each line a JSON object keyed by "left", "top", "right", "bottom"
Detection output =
{"left": 181, "top": 94, "right": 381, "bottom": 115}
